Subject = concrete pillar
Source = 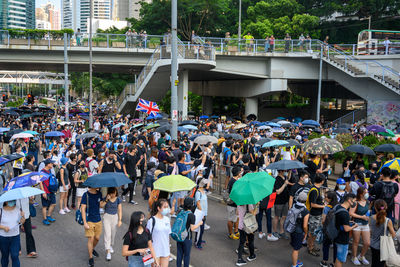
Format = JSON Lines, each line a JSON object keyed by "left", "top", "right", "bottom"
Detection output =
{"left": 245, "top": 97, "right": 258, "bottom": 118}
{"left": 341, "top": 99, "right": 347, "bottom": 110}
{"left": 310, "top": 94, "right": 318, "bottom": 120}
{"left": 177, "top": 70, "right": 189, "bottom": 120}
{"left": 202, "top": 96, "right": 213, "bottom": 115}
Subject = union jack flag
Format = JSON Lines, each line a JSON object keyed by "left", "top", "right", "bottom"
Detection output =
{"left": 135, "top": 98, "right": 160, "bottom": 116}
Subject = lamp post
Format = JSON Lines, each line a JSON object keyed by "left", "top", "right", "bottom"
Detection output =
{"left": 238, "top": 0, "right": 242, "bottom": 41}
{"left": 170, "top": 0, "right": 178, "bottom": 140}
{"left": 89, "top": 0, "right": 93, "bottom": 128}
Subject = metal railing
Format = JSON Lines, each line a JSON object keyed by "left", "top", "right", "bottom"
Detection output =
{"left": 331, "top": 109, "right": 367, "bottom": 126}
{"left": 118, "top": 43, "right": 216, "bottom": 109}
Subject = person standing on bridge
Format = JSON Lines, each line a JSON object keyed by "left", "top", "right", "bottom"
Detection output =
{"left": 383, "top": 37, "right": 391, "bottom": 55}
{"left": 126, "top": 29, "right": 134, "bottom": 48}
{"left": 284, "top": 33, "right": 291, "bottom": 53}
{"left": 244, "top": 32, "right": 254, "bottom": 53}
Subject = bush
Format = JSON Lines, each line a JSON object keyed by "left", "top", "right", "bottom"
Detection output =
{"left": 6, "top": 98, "right": 24, "bottom": 107}
{"left": 7, "top": 29, "right": 74, "bottom": 39}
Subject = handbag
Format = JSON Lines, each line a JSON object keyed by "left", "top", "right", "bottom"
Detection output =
{"left": 75, "top": 193, "right": 89, "bottom": 225}
{"left": 243, "top": 205, "right": 258, "bottom": 234}
{"left": 380, "top": 218, "right": 400, "bottom": 266}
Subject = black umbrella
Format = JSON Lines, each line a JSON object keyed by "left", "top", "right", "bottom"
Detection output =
{"left": 374, "top": 144, "right": 400, "bottom": 153}
{"left": 281, "top": 123, "right": 294, "bottom": 128}
{"left": 189, "top": 134, "right": 203, "bottom": 141}
{"left": 271, "top": 119, "right": 280, "bottom": 123}
{"left": 32, "top": 112, "right": 43, "bottom": 117}
{"left": 345, "top": 144, "right": 375, "bottom": 156}
{"left": 77, "top": 132, "right": 100, "bottom": 140}
{"left": 3, "top": 110, "right": 19, "bottom": 116}
{"left": 256, "top": 138, "right": 272, "bottom": 146}
{"left": 224, "top": 133, "right": 243, "bottom": 140}
{"left": 179, "top": 120, "right": 199, "bottom": 126}
{"left": 0, "top": 153, "right": 25, "bottom": 166}
{"left": 285, "top": 139, "right": 300, "bottom": 147}
{"left": 155, "top": 125, "right": 171, "bottom": 133}
{"left": 333, "top": 128, "right": 350, "bottom": 134}
{"left": 266, "top": 160, "right": 307, "bottom": 170}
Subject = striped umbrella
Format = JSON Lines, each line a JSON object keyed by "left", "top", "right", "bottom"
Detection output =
{"left": 381, "top": 158, "right": 400, "bottom": 172}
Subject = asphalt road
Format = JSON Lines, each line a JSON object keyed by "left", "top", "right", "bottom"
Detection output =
{"left": 19, "top": 190, "right": 363, "bottom": 267}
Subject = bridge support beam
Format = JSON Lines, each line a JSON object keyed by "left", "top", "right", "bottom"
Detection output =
{"left": 310, "top": 94, "right": 319, "bottom": 121}
{"left": 177, "top": 70, "right": 189, "bottom": 121}
{"left": 202, "top": 96, "right": 213, "bottom": 115}
{"left": 245, "top": 97, "right": 258, "bottom": 118}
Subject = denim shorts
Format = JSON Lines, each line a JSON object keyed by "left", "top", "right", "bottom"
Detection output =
{"left": 41, "top": 193, "right": 56, "bottom": 207}
{"left": 335, "top": 243, "right": 349, "bottom": 263}
{"left": 128, "top": 255, "right": 144, "bottom": 267}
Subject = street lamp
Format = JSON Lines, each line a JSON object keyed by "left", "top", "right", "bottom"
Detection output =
{"left": 238, "top": 0, "right": 241, "bottom": 41}
{"left": 89, "top": 0, "right": 93, "bottom": 128}
{"left": 170, "top": 0, "right": 178, "bottom": 140}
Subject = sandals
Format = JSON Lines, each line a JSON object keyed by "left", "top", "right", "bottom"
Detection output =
{"left": 27, "top": 252, "right": 38, "bottom": 258}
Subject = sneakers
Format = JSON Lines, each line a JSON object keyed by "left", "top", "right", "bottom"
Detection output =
{"left": 267, "top": 234, "right": 279, "bottom": 241}
{"left": 358, "top": 255, "right": 369, "bottom": 265}
{"left": 352, "top": 257, "right": 361, "bottom": 265}
{"left": 272, "top": 232, "right": 280, "bottom": 238}
{"left": 194, "top": 244, "right": 203, "bottom": 250}
{"left": 59, "top": 209, "right": 66, "bottom": 215}
{"left": 296, "top": 261, "right": 303, "bottom": 267}
{"left": 234, "top": 232, "right": 240, "bottom": 238}
{"left": 110, "top": 247, "right": 114, "bottom": 254}
{"left": 46, "top": 216, "right": 56, "bottom": 222}
{"left": 229, "top": 234, "right": 239, "bottom": 240}
{"left": 88, "top": 258, "right": 94, "bottom": 267}
{"left": 92, "top": 250, "right": 99, "bottom": 258}
{"left": 130, "top": 200, "right": 138, "bottom": 205}
{"left": 308, "top": 249, "right": 319, "bottom": 257}
{"left": 247, "top": 255, "right": 256, "bottom": 262}
{"left": 258, "top": 233, "right": 266, "bottom": 239}
{"left": 236, "top": 258, "right": 247, "bottom": 266}
{"left": 64, "top": 207, "right": 71, "bottom": 213}
{"left": 320, "top": 261, "right": 334, "bottom": 267}
{"left": 106, "top": 252, "right": 111, "bottom": 261}
{"left": 279, "top": 232, "right": 289, "bottom": 240}
{"left": 204, "top": 224, "right": 210, "bottom": 230}
{"left": 42, "top": 219, "right": 50, "bottom": 226}
{"left": 171, "top": 214, "right": 177, "bottom": 218}
{"left": 133, "top": 191, "right": 136, "bottom": 196}
{"left": 99, "top": 208, "right": 105, "bottom": 214}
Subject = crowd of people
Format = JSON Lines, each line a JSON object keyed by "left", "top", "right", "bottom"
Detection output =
{"left": 0, "top": 107, "right": 399, "bottom": 267}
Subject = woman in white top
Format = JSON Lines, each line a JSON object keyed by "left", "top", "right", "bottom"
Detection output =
{"left": 0, "top": 199, "right": 25, "bottom": 267}
{"left": 147, "top": 199, "right": 172, "bottom": 267}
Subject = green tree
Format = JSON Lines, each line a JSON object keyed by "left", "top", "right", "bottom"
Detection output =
{"left": 247, "top": 0, "right": 304, "bottom": 20}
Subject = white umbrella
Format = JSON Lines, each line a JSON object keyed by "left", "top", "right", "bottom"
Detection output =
{"left": 58, "top": 121, "right": 71, "bottom": 126}
{"left": 272, "top": 128, "right": 285, "bottom": 133}
{"left": 10, "top": 133, "right": 34, "bottom": 140}
{"left": 257, "top": 125, "right": 272, "bottom": 130}
{"left": 194, "top": 135, "right": 218, "bottom": 145}
{"left": 278, "top": 120, "right": 290, "bottom": 125}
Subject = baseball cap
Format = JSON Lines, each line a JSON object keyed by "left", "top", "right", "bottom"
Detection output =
{"left": 60, "top": 157, "right": 68, "bottom": 165}
{"left": 336, "top": 178, "right": 346, "bottom": 185}
{"left": 44, "top": 159, "right": 56, "bottom": 165}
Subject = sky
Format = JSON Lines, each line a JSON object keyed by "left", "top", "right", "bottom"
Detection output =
{"left": 36, "top": 0, "right": 60, "bottom": 9}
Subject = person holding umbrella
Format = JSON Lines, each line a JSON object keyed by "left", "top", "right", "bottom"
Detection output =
{"left": 39, "top": 159, "right": 57, "bottom": 226}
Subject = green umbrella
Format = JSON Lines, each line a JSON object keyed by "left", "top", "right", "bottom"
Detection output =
{"left": 229, "top": 172, "right": 276, "bottom": 205}
{"left": 153, "top": 175, "right": 196, "bottom": 192}
{"left": 378, "top": 129, "right": 395, "bottom": 137}
{"left": 144, "top": 123, "right": 160, "bottom": 130}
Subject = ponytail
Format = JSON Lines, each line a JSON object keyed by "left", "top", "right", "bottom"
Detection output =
{"left": 374, "top": 199, "right": 387, "bottom": 226}
{"left": 150, "top": 198, "right": 168, "bottom": 216}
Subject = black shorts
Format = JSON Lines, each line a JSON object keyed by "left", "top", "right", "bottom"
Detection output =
{"left": 290, "top": 232, "right": 304, "bottom": 251}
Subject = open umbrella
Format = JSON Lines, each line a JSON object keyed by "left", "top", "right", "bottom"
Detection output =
{"left": 302, "top": 120, "right": 320, "bottom": 127}
{"left": 272, "top": 127, "right": 286, "bottom": 133}
{"left": 131, "top": 123, "right": 144, "bottom": 129}
{"left": 4, "top": 172, "right": 50, "bottom": 191}
{"left": 45, "top": 131, "right": 65, "bottom": 138}
{"left": 179, "top": 120, "right": 199, "bottom": 126}
{"left": 83, "top": 172, "right": 132, "bottom": 188}
{"left": 229, "top": 172, "right": 275, "bottom": 205}
{"left": 199, "top": 115, "right": 209, "bottom": 120}
{"left": 3, "top": 110, "right": 19, "bottom": 116}
{"left": 224, "top": 133, "right": 244, "bottom": 140}
{"left": 257, "top": 125, "right": 272, "bottom": 131}
{"left": 189, "top": 134, "right": 203, "bottom": 141}
{"left": 77, "top": 132, "right": 100, "bottom": 140}
{"left": 112, "top": 123, "right": 125, "bottom": 129}
{"left": 0, "top": 127, "right": 10, "bottom": 133}
{"left": 146, "top": 114, "right": 163, "bottom": 120}
{"left": 144, "top": 123, "right": 160, "bottom": 130}
{"left": 302, "top": 137, "right": 343, "bottom": 155}
{"left": 255, "top": 138, "right": 272, "bottom": 146}
{"left": 266, "top": 160, "right": 307, "bottom": 170}
{"left": 265, "top": 122, "right": 281, "bottom": 127}
{"left": 234, "top": 123, "right": 247, "bottom": 130}
{"left": 367, "top": 125, "right": 386, "bottom": 133}
{"left": 285, "top": 139, "right": 301, "bottom": 147}
{"left": 345, "top": 144, "right": 375, "bottom": 156}
{"left": 374, "top": 144, "right": 400, "bottom": 153}
{"left": 262, "top": 140, "right": 289, "bottom": 147}
{"left": 23, "top": 130, "right": 39, "bottom": 135}
{"left": 182, "top": 125, "right": 198, "bottom": 130}
{"left": 277, "top": 120, "right": 290, "bottom": 125}
{"left": 178, "top": 126, "right": 189, "bottom": 133}
{"left": 0, "top": 187, "right": 44, "bottom": 203}
{"left": 153, "top": 175, "right": 196, "bottom": 192}
{"left": 155, "top": 125, "right": 172, "bottom": 133}
{"left": 10, "top": 132, "right": 34, "bottom": 140}
{"left": 378, "top": 129, "right": 396, "bottom": 138}
{"left": 0, "top": 153, "right": 24, "bottom": 166}
{"left": 380, "top": 158, "right": 400, "bottom": 172}
{"left": 194, "top": 135, "right": 218, "bottom": 145}
{"left": 211, "top": 115, "right": 219, "bottom": 119}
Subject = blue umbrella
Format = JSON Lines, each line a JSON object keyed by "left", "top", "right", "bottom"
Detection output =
{"left": 211, "top": 115, "right": 219, "bottom": 119}
{"left": 266, "top": 160, "right": 307, "bottom": 170}
{"left": 182, "top": 124, "right": 198, "bottom": 130}
{"left": 262, "top": 140, "right": 289, "bottom": 147}
{"left": 189, "top": 134, "right": 203, "bottom": 141}
{"left": 302, "top": 120, "right": 320, "bottom": 127}
{"left": 0, "top": 153, "right": 24, "bottom": 167}
{"left": 0, "top": 187, "right": 44, "bottom": 202}
{"left": 83, "top": 172, "right": 132, "bottom": 188}
{"left": 178, "top": 126, "right": 189, "bottom": 133}
{"left": 45, "top": 131, "right": 65, "bottom": 137}
{"left": 23, "top": 130, "right": 39, "bottom": 135}
{"left": 4, "top": 172, "right": 50, "bottom": 191}
{"left": 276, "top": 117, "right": 286, "bottom": 120}
{"left": 265, "top": 122, "right": 281, "bottom": 127}
{"left": 249, "top": 121, "right": 260, "bottom": 126}
{"left": 112, "top": 123, "right": 125, "bottom": 129}
{"left": 199, "top": 115, "right": 209, "bottom": 119}
{"left": 0, "top": 127, "right": 10, "bottom": 133}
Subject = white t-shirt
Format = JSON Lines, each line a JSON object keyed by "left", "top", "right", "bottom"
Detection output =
{"left": 0, "top": 207, "right": 20, "bottom": 237}
{"left": 147, "top": 216, "right": 171, "bottom": 258}
{"left": 86, "top": 157, "right": 99, "bottom": 176}
{"left": 93, "top": 121, "right": 101, "bottom": 131}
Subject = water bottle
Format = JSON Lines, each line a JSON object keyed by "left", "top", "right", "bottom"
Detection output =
{"left": 328, "top": 165, "right": 332, "bottom": 175}
{"left": 366, "top": 210, "right": 371, "bottom": 217}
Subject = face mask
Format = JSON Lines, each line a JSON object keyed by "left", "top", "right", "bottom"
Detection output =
{"left": 304, "top": 178, "right": 309, "bottom": 184}
{"left": 7, "top": 200, "right": 16, "bottom": 207}
{"left": 350, "top": 201, "right": 356, "bottom": 208}
{"left": 338, "top": 185, "right": 346, "bottom": 190}
{"left": 141, "top": 219, "right": 147, "bottom": 226}
{"left": 283, "top": 172, "right": 288, "bottom": 176}
{"left": 161, "top": 208, "right": 170, "bottom": 216}
{"left": 101, "top": 152, "right": 105, "bottom": 157}
{"left": 364, "top": 193, "right": 369, "bottom": 199}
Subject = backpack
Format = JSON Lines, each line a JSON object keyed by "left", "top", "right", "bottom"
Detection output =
{"left": 323, "top": 205, "right": 347, "bottom": 241}
{"left": 379, "top": 181, "right": 395, "bottom": 207}
{"left": 305, "top": 187, "right": 319, "bottom": 211}
{"left": 148, "top": 216, "right": 157, "bottom": 240}
{"left": 336, "top": 191, "right": 347, "bottom": 204}
{"left": 171, "top": 210, "right": 191, "bottom": 242}
{"left": 284, "top": 204, "right": 305, "bottom": 233}
{"left": 222, "top": 149, "right": 231, "bottom": 166}
{"left": 45, "top": 173, "right": 59, "bottom": 193}
{"left": 85, "top": 158, "right": 95, "bottom": 176}
{"left": 243, "top": 205, "right": 258, "bottom": 234}
{"left": 293, "top": 186, "right": 310, "bottom": 204}
{"left": 75, "top": 193, "right": 89, "bottom": 225}
{"left": 189, "top": 186, "right": 198, "bottom": 199}
{"left": 28, "top": 139, "right": 37, "bottom": 151}
{"left": 148, "top": 189, "right": 160, "bottom": 209}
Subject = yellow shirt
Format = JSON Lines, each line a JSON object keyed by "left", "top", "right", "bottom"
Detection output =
{"left": 243, "top": 35, "right": 254, "bottom": 43}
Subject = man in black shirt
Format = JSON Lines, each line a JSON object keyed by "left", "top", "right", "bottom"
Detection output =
{"left": 272, "top": 170, "right": 290, "bottom": 239}
{"left": 307, "top": 173, "right": 325, "bottom": 256}
{"left": 66, "top": 153, "right": 78, "bottom": 209}
{"left": 289, "top": 170, "right": 310, "bottom": 209}
{"left": 122, "top": 145, "right": 143, "bottom": 204}
{"left": 227, "top": 166, "right": 241, "bottom": 240}
{"left": 334, "top": 193, "right": 358, "bottom": 267}
{"left": 136, "top": 139, "right": 147, "bottom": 183}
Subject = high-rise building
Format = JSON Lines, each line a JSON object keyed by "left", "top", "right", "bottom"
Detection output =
{"left": 36, "top": 2, "right": 60, "bottom": 30}
{"left": 80, "top": 0, "right": 111, "bottom": 32}
{"left": 62, "top": 0, "right": 80, "bottom": 31}
{"left": 128, "top": 0, "right": 151, "bottom": 20}
{"left": 36, "top": 7, "right": 48, "bottom": 21}
{"left": 0, "top": 0, "right": 35, "bottom": 29}
{"left": 112, "top": 0, "right": 129, "bottom": 21}
{"left": 36, "top": 19, "right": 51, "bottom": 29}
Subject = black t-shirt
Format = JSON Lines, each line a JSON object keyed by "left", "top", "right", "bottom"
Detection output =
{"left": 334, "top": 206, "right": 350, "bottom": 244}
{"left": 123, "top": 230, "right": 151, "bottom": 255}
{"left": 137, "top": 146, "right": 147, "bottom": 166}
{"left": 185, "top": 212, "right": 196, "bottom": 240}
{"left": 227, "top": 178, "right": 238, "bottom": 207}
{"left": 290, "top": 182, "right": 311, "bottom": 198}
{"left": 116, "top": 152, "right": 125, "bottom": 172}
{"left": 305, "top": 160, "right": 317, "bottom": 182}
{"left": 66, "top": 162, "right": 78, "bottom": 182}
{"left": 124, "top": 154, "right": 138, "bottom": 177}
{"left": 274, "top": 175, "right": 289, "bottom": 205}
{"left": 309, "top": 186, "right": 323, "bottom": 216}
{"left": 370, "top": 181, "right": 399, "bottom": 214}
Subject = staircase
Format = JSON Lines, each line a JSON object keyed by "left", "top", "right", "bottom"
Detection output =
{"left": 331, "top": 109, "right": 367, "bottom": 126}
{"left": 318, "top": 42, "right": 400, "bottom": 95}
